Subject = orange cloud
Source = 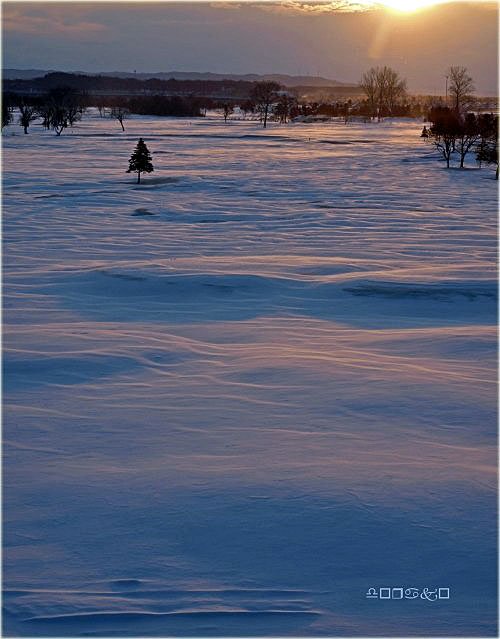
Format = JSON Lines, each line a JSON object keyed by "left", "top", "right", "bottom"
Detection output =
{"left": 3, "top": 6, "right": 108, "bottom": 36}
{"left": 237, "top": 0, "right": 373, "bottom": 13}
{"left": 217, "top": 0, "right": 497, "bottom": 13}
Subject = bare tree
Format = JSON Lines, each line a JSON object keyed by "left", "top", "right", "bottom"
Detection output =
{"left": 342, "top": 100, "right": 352, "bottom": 125}
{"left": 110, "top": 105, "right": 129, "bottom": 131}
{"left": 380, "top": 67, "right": 407, "bottom": 115}
{"left": 95, "top": 98, "right": 107, "bottom": 117}
{"left": 222, "top": 103, "right": 234, "bottom": 123}
{"left": 428, "top": 107, "right": 461, "bottom": 168}
{"left": 2, "top": 104, "right": 12, "bottom": 129}
{"left": 476, "top": 136, "right": 498, "bottom": 179}
{"left": 360, "top": 67, "right": 378, "bottom": 120}
{"left": 274, "top": 94, "right": 295, "bottom": 124}
{"left": 67, "top": 101, "right": 82, "bottom": 127}
{"left": 360, "top": 66, "right": 406, "bottom": 121}
{"left": 240, "top": 99, "right": 255, "bottom": 117}
{"left": 456, "top": 113, "right": 481, "bottom": 168}
{"left": 2, "top": 93, "right": 15, "bottom": 130}
{"left": 448, "top": 66, "right": 475, "bottom": 113}
{"left": 38, "top": 102, "right": 54, "bottom": 130}
{"left": 475, "top": 113, "right": 498, "bottom": 171}
{"left": 50, "top": 107, "right": 68, "bottom": 136}
{"left": 250, "top": 81, "right": 281, "bottom": 128}
{"left": 43, "top": 87, "right": 84, "bottom": 135}
{"left": 18, "top": 100, "right": 38, "bottom": 134}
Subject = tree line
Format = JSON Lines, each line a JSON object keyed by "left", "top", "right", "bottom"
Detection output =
{"left": 420, "top": 67, "right": 498, "bottom": 177}
{"left": 2, "top": 87, "right": 85, "bottom": 135}
{"left": 1, "top": 87, "right": 208, "bottom": 134}
{"left": 2, "top": 66, "right": 497, "bottom": 179}
{"left": 424, "top": 109, "right": 498, "bottom": 176}
{"left": 4, "top": 72, "right": 256, "bottom": 99}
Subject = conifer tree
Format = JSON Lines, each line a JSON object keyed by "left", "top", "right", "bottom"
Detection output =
{"left": 127, "top": 138, "right": 154, "bottom": 184}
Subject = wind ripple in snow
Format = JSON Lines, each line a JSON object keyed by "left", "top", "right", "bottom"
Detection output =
{"left": 2, "top": 115, "right": 497, "bottom": 637}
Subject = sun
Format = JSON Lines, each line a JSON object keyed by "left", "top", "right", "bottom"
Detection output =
{"left": 376, "top": 0, "right": 446, "bottom": 12}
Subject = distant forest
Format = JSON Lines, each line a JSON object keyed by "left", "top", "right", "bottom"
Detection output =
{"left": 3, "top": 69, "right": 497, "bottom": 148}
{"left": 3, "top": 72, "right": 367, "bottom": 102}
{"left": 2, "top": 71, "right": 370, "bottom": 121}
{"left": 3, "top": 72, "right": 259, "bottom": 99}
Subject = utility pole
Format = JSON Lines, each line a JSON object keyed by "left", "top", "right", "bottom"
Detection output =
{"left": 445, "top": 74, "right": 449, "bottom": 106}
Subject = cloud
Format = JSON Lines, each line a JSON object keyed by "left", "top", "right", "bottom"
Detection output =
{"left": 220, "top": 0, "right": 374, "bottom": 14}
{"left": 215, "top": 0, "right": 496, "bottom": 14}
{"left": 209, "top": 2, "right": 245, "bottom": 8}
{"left": 2, "top": 6, "right": 108, "bottom": 37}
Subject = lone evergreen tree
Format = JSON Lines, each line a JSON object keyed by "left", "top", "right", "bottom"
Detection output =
{"left": 127, "top": 138, "right": 153, "bottom": 183}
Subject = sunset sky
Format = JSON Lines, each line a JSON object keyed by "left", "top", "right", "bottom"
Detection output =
{"left": 2, "top": 1, "right": 498, "bottom": 94}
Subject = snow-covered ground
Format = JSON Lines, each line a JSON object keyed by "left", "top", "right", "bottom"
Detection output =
{"left": 2, "top": 112, "right": 497, "bottom": 637}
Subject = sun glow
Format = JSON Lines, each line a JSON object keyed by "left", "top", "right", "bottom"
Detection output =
{"left": 375, "top": 0, "right": 447, "bottom": 12}
{"left": 275, "top": 0, "right": 470, "bottom": 15}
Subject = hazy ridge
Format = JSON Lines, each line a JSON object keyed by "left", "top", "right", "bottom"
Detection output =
{"left": 2, "top": 68, "right": 354, "bottom": 87}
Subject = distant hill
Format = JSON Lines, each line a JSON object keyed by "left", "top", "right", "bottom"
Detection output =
{"left": 3, "top": 68, "right": 53, "bottom": 80}
{"left": 2, "top": 68, "right": 352, "bottom": 88}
